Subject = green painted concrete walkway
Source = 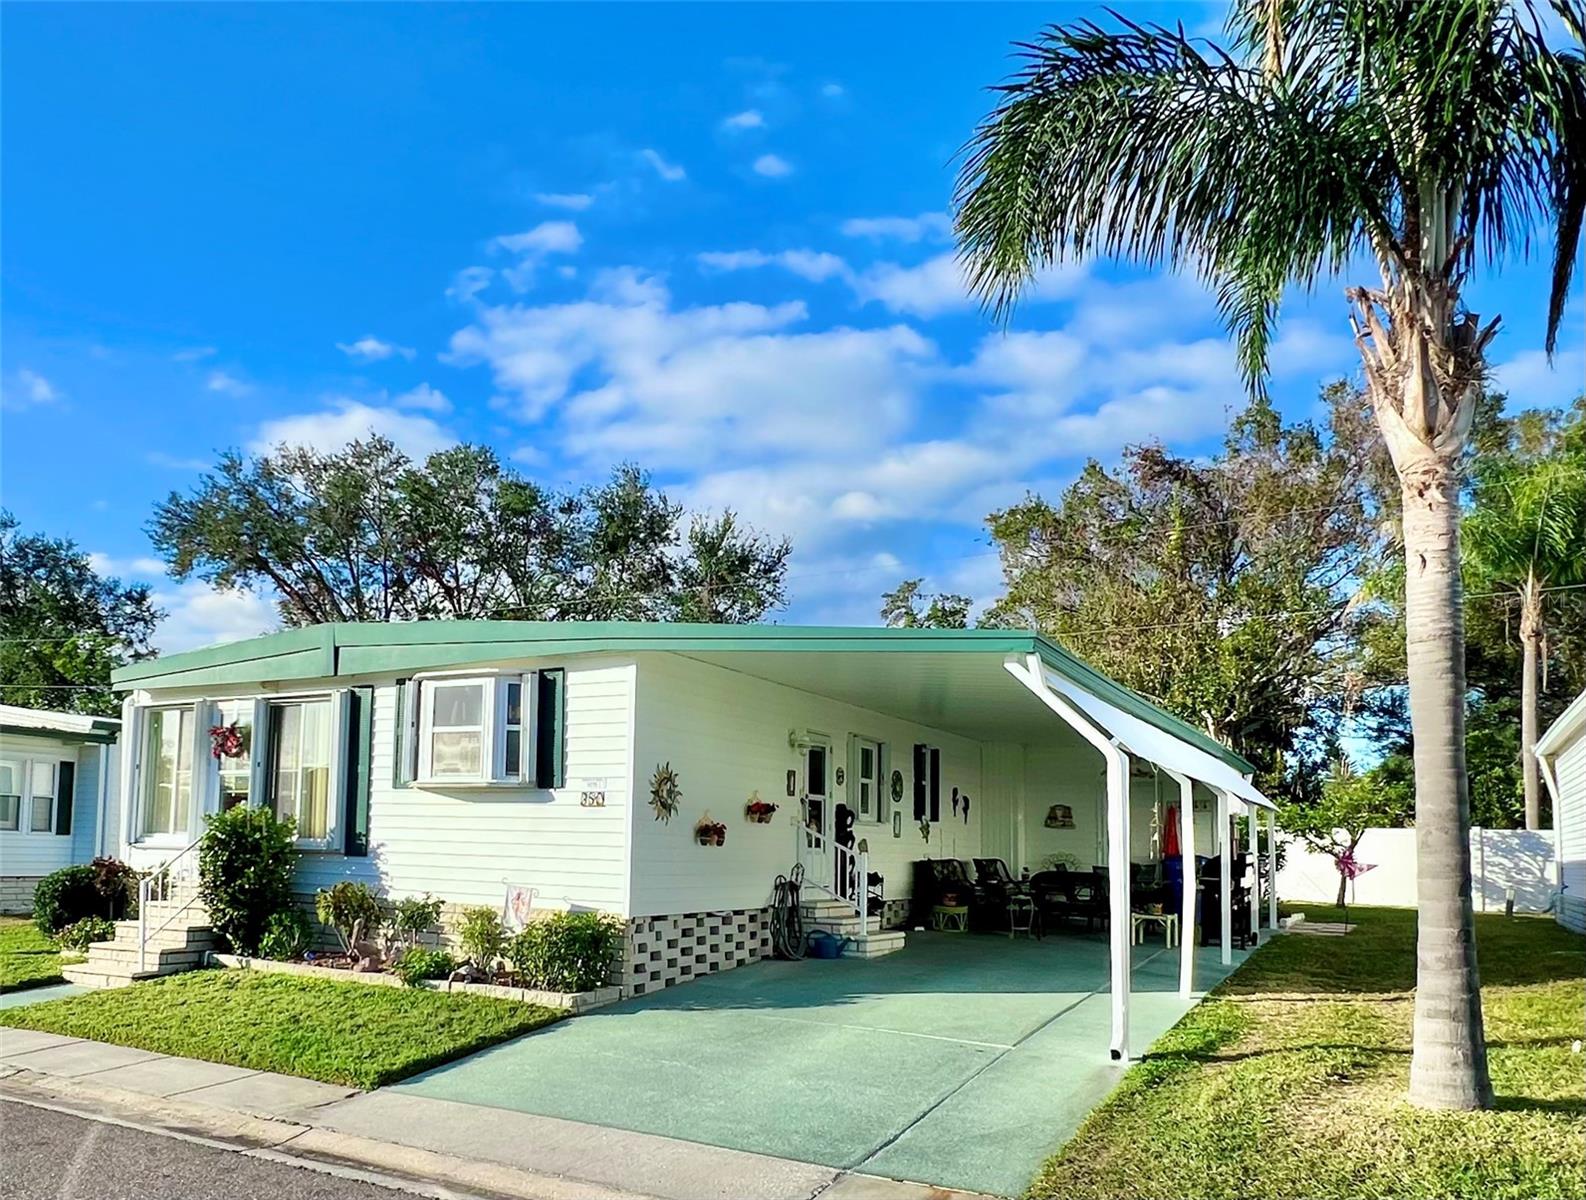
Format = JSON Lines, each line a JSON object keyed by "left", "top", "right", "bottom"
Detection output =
{"left": 398, "top": 930, "right": 1251, "bottom": 1198}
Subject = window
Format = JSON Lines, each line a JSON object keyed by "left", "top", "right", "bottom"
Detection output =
{"left": 805, "top": 744, "right": 828, "bottom": 799}
{"left": 142, "top": 707, "right": 195, "bottom": 839}
{"left": 412, "top": 673, "right": 556, "bottom": 786}
{"left": 214, "top": 700, "right": 255, "bottom": 810}
{"left": 429, "top": 682, "right": 485, "bottom": 778}
{"left": 853, "top": 737, "right": 882, "bottom": 821}
{"left": 0, "top": 760, "right": 21, "bottom": 831}
{"left": 28, "top": 762, "right": 56, "bottom": 832}
{"left": 502, "top": 679, "right": 525, "bottom": 779}
{"left": 268, "top": 699, "right": 334, "bottom": 843}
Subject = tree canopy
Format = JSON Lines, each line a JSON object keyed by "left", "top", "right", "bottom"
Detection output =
{"left": 149, "top": 439, "right": 791, "bottom": 626}
{"left": 0, "top": 511, "right": 161, "bottom": 716}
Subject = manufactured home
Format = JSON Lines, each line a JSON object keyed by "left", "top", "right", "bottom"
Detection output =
{"left": 98, "top": 621, "right": 1276, "bottom": 1060}
{"left": 1537, "top": 688, "right": 1586, "bottom": 934}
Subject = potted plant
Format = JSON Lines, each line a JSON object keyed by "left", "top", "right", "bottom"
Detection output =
{"left": 695, "top": 815, "right": 727, "bottom": 846}
{"left": 745, "top": 793, "right": 778, "bottom": 824}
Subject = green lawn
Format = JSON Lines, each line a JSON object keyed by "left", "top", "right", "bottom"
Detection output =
{"left": 0, "top": 968, "right": 563, "bottom": 1087}
{"left": 1029, "top": 906, "right": 1585, "bottom": 1200}
{"left": 0, "top": 916, "right": 74, "bottom": 993}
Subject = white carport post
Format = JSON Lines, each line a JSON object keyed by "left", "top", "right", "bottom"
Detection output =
{"left": 1247, "top": 800, "right": 1261, "bottom": 944}
{"left": 1006, "top": 654, "right": 1133, "bottom": 1061}
{"left": 1167, "top": 770, "right": 1196, "bottom": 997}
{"left": 1266, "top": 805, "right": 1280, "bottom": 932}
{"left": 1216, "top": 789, "right": 1232, "bottom": 966}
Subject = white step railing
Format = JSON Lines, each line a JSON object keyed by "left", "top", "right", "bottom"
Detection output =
{"left": 137, "top": 833, "right": 207, "bottom": 972}
{"left": 792, "top": 813, "right": 869, "bottom": 927}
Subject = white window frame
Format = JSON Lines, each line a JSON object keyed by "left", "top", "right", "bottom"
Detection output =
{"left": 210, "top": 698, "right": 262, "bottom": 813}
{"left": 412, "top": 671, "right": 536, "bottom": 788}
{"left": 136, "top": 704, "right": 201, "bottom": 847}
{"left": 263, "top": 693, "right": 345, "bottom": 851}
{"left": 852, "top": 735, "right": 883, "bottom": 824}
{"left": 0, "top": 755, "right": 57, "bottom": 837}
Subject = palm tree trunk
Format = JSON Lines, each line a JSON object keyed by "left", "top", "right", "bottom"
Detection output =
{"left": 1402, "top": 467, "right": 1493, "bottom": 1110}
{"left": 1520, "top": 577, "right": 1543, "bottom": 831}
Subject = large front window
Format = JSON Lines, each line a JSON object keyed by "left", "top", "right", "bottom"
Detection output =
{"left": 268, "top": 699, "right": 333, "bottom": 842}
{"left": 142, "top": 707, "right": 195, "bottom": 839}
{"left": 429, "top": 683, "right": 485, "bottom": 778}
{"left": 0, "top": 760, "right": 22, "bottom": 831}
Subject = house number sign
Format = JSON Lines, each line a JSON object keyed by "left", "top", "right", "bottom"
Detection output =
{"left": 579, "top": 779, "right": 608, "bottom": 808}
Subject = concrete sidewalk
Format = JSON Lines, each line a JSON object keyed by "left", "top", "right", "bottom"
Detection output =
{"left": 0, "top": 1028, "right": 991, "bottom": 1200}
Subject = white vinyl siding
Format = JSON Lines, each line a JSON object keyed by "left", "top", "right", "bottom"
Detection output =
{"left": 0, "top": 734, "right": 80, "bottom": 877}
{"left": 1557, "top": 732, "right": 1586, "bottom": 933}
{"left": 628, "top": 652, "right": 995, "bottom": 917}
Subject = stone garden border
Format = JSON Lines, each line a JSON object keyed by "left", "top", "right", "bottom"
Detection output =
{"left": 207, "top": 952, "right": 622, "bottom": 1015}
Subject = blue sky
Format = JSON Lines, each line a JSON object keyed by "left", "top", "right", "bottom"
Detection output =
{"left": 3, "top": 2, "right": 1581, "bottom": 653}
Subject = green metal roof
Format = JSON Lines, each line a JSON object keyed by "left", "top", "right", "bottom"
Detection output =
{"left": 112, "top": 620, "right": 1254, "bottom": 773}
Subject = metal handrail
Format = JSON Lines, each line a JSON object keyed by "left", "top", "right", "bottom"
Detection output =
{"left": 792, "top": 816, "right": 869, "bottom": 929}
{"left": 137, "top": 833, "right": 207, "bottom": 973}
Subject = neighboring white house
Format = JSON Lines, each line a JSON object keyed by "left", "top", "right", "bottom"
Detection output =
{"left": 1536, "top": 688, "right": 1586, "bottom": 935}
{"left": 104, "top": 621, "right": 1278, "bottom": 1061}
{"left": 0, "top": 704, "right": 122, "bottom": 914}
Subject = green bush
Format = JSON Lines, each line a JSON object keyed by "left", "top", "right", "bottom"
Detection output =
{"left": 388, "top": 893, "right": 443, "bottom": 953}
{"left": 257, "top": 908, "right": 311, "bottom": 961}
{"left": 314, "top": 881, "right": 382, "bottom": 952}
{"left": 57, "top": 916, "right": 116, "bottom": 952}
{"left": 198, "top": 806, "right": 299, "bottom": 956}
{"left": 33, "top": 866, "right": 101, "bottom": 937}
{"left": 90, "top": 857, "right": 140, "bottom": 915}
{"left": 457, "top": 906, "right": 506, "bottom": 972}
{"left": 505, "top": 912, "right": 624, "bottom": 993}
{"left": 392, "top": 946, "right": 457, "bottom": 987}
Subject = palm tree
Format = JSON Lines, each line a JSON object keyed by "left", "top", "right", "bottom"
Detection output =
{"left": 1464, "top": 432, "right": 1586, "bottom": 829}
{"left": 955, "top": 0, "right": 1583, "bottom": 1110}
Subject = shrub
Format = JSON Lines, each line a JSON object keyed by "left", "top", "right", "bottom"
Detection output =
{"left": 57, "top": 916, "right": 116, "bottom": 952}
{"left": 506, "top": 912, "right": 624, "bottom": 993}
{"left": 388, "top": 893, "right": 443, "bottom": 954}
{"left": 90, "top": 857, "right": 139, "bottom": 914}
{"left": 457, "top": 906, "right": 506, "bottom": 972}
{"left": 199, "top": 805, "right": 299, "bottom": 955}
{"left": 33, "top": 866, "right": 100, "bottom": 937}
{"left": 315, "top": 881, "right": 382, "bottom": 952}
{"left": 392, "top": 946, "right": 458, "bottom": 987}
{"left": 258, "top": 908, "right": 312, "bottom": 961}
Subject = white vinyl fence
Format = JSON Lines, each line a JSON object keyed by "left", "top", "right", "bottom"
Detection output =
{"left": 1278, "top": 827, "right": 1557, "bottom": 913}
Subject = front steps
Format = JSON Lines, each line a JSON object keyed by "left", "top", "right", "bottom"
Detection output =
{"left": 63, "top": 886, "right": 220, "bottom": 989}
{"left": 799, "top": 895, "right": 906, "bottom": 958}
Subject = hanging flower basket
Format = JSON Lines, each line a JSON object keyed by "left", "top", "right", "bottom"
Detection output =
{"left": 695, "top": 816, "right": 727, "bottom": 846}
{"left": 208, "top": 722, "right": 245, "bottom": 761}
{"left": 745, "top": 795, "right": 779, "bottom": 824}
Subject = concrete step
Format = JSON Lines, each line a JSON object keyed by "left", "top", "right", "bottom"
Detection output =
{"left": 83, "top": 944, "right": 210, "bottom": 969}
{"left": 109, "top": 924, "right": 217, "bottom": 948}
{"left": 139, "top": 901, "right": 210, "bottom": 922}
{"left": 804, "top": 913, "right": 887, "bottom": 936}
{"left": 843, "top": 931, "right": 906, "bottom": 959}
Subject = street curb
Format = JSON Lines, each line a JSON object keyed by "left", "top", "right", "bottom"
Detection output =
{"left": 0, "top": 1068, "right": 662, "bottom": 1200}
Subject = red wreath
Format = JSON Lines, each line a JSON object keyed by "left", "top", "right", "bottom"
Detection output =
{"left": 209, "top": 722, "right": 245, "bottom": 761}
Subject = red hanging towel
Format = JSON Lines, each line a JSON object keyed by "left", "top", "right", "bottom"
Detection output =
{"left": 1163, "top": 805, "right": 1181, "bottom": 857}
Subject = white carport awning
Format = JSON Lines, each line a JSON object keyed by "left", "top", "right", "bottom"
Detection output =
{"left": 1037, "top": 664, "right": 1274, "bottom": 810}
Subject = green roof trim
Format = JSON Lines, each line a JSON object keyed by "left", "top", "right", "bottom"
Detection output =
{"left": 112, "top": 620, "right": 1254, "bottom": 773}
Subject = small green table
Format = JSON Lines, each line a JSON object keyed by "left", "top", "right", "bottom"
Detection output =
{"left": 931, "top": 904, "right": 970, "bottom": 932}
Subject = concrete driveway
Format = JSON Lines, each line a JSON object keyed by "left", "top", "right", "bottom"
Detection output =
{"left": 393, "top": 929, "right": 1249, "bottom": 1197}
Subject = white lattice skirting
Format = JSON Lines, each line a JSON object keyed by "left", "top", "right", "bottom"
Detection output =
{"left": 623, "top": 908, "right": 772, "bottom": 996}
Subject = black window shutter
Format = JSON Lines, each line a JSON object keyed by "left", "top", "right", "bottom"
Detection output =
{"left": 343, "top": 687, "right": 374, "bottom": 856}
{"left": 55, "top": 761, "right": 75, "bottom": 837}
{"left": 928, "top": 748, "right": 941, "bottom": 822}
{"left": 912, "top": 744, "right": 927, "bottom": 820}
{"left": 535, "top": 669, "right": 566, "bottom": 789}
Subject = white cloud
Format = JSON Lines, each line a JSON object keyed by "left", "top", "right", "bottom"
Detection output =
{"left": 151, "top": 581, "right": 278, "bottom": 655}
{"left": 820, "top": 83, "right": 845, "bottom": 98}
{"left": 534, "top": 192, "right": 594, "bottom": 211}
{"left": 851, "top": 254, "right": 970, "bottom": 318}
{"left": 205, "top": 371, "right": 251, "bottom": 396}
{"left": 840, "top": 213, "right": 952, "bottom": 243}
{"left": 722, "top": 109, "right": 765, "bottom": 131}
{"left": 336, "top": 335, "right": 416, "bottom": 363}
{"left": 640, "top": 148, "right": 686, "bottom": 182}
{"left": 393, "top": 383, "right": 451, "bottom": 413}
{"left": 88, "top": 552, "right": 168, "bottom": 580}
{"left": 447, "top": 266, "right": 494, "bottom": 304}
{"left": 171, "top": 346, "right": 217, "bottom": 363}
{"left": 697, "top": 249, "right": 851, "bottom": 283}
{"left": 249, "top": 400, "right": 455, "bottom": 459}
{"left": 3, "top": 368, "right": 60, "bottom": 410}
{"left": 493, "top": 221, "right": 583, "bottom": 257}
{"left": 1491, "top": 346, "right": 1586, "bottom": 411}
{"left": 145, "top": 451, "right": 213, "bottom": 471}
{"left": 752, "top": 153, "right": 794, "bottom": 178}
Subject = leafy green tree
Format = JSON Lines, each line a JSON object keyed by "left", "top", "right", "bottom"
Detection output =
{"left": 1278, "top": 756, "right": 1415, "bottom": 905}
{"left": 880, "top": 579, "right": 971, "bottom": 629}
{"left": 955, "top": 0, "right": 1583, "bottom": 1110}
{"left": 0, "top": 511, "right": 161, "bottom": 716}
{"left": 980, "top": 393, "right": 1393, "bottom": 795}
{"left": 150, "top": 439, "right": 791, "bottom": 625}
{"left": 1464, "top": 400, "right": 1586, "bottom": 828}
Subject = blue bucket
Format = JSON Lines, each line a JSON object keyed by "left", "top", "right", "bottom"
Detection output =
{"left": 806, "top": 931, "right": 851, "bottom": 959}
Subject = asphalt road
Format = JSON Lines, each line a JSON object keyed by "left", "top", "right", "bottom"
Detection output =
{"left": 0, "top": 1100, "right": 409, "bottom": 1200}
